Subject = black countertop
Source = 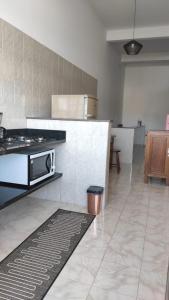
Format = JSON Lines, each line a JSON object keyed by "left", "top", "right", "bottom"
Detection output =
{"left": 0, "top": 128, "right": 66, "bottom": 155}
{"left": 0, "top": 128, "right": 65, "bottom": 209}
{"left": 7, "top": 128, "right": 66, "bottom": 139}
{"left": 27, "top": 117, "right": 109, "bottom": 123}
{"left": 0, "top": 173, "right": 62, "bottom": 210}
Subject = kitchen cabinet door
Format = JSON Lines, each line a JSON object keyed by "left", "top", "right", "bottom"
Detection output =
{"left": 144, "top": 131, "right": 169, "bottom": 184}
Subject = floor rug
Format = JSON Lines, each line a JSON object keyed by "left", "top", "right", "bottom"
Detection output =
{"left": 0, "top": 208, "right": 95, "bottom": 300}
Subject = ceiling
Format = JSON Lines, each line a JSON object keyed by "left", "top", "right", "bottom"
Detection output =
{"left": 89, "top": 0, "right": 169, "bottom": 54}
{"left": 89, "top": 0, "right": 169, "bottom": 30}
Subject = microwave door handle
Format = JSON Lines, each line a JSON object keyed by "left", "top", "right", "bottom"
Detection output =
{"left": 52, "top": 152, "right": 55, "bottom": 171}
{"left": 46, "top": 154, "right": 52, "bottom": 172}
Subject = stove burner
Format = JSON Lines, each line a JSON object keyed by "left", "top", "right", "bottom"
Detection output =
{"left": 17, "top": 136, "right": 25, "bottom": 142}
{"left": 5, "top": 137, "right": 15, "bottom": 143}
{"left": 24, "top": 138, "right": 35, "bottom": 144}
{"left": 36, "top": 136, "right": 46, "bottom": 143}
{"left": 13, "top": 136, "right": 36, "bottom": 143}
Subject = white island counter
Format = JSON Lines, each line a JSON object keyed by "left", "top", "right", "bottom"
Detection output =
{"left": 27, "top": 118, "right": 111, "bottom": 209}
{"left": 111, "top": 126, "right": 145, "bottom": 164}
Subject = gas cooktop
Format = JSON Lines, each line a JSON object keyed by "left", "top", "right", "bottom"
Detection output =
{"left": 1, "top": 135, "right": 55, "bottom": 150}
{"left": 0, "top": 128, "right": 66, "bottom": 154}
{"left": 5, "top": 135, "right": 47, "bottom": 148}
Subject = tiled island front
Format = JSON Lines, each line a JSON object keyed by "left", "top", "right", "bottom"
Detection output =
{"left": 27, "top": 118, "right": 111, "bottom": 209}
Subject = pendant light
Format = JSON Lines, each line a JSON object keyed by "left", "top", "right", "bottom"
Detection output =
{"left": 123, "top": 0, "right": 143, "bottom": 55}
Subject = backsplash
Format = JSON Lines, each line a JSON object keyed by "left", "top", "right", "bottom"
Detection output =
{"left": 0, "top": 19, "right": 97, "bottom": 128}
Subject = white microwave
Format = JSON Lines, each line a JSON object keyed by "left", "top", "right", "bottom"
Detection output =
{"left": 0, "top": 148, "right": 55, "bottom": 186}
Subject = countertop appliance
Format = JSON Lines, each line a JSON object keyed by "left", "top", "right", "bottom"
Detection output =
{"left": 51, "top": 94, "right": 98, "bottom": 120}
{"left": 0, "top": 127, "right": 7, "bottom": 139}
{"left": 0, "top": 148, "right": 55, "bottom": 186}
{"left": 0, "top": 112, "right": 7, "bottom": 140}
{"left": 0, "top": 112, "right": 2, "bottom": 125}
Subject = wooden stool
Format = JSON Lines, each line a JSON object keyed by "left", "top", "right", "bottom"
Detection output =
{"left": 112, "top": 149, "right": 121, "bottom": 174}
{"left": 109, "top": 135, "right": 116, "bottom": 168}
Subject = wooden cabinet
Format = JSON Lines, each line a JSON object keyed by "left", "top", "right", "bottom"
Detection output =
{"left": 144, "top": 131, "right": 169, "bottom": 185}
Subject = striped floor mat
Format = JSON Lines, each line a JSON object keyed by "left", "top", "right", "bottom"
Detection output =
{"left": 0, "top": 209, "right": 95, "bottom": 300}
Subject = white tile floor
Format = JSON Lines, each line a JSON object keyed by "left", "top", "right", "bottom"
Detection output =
{"left": 0, "top": 146, "right": 169, "bottom": 300}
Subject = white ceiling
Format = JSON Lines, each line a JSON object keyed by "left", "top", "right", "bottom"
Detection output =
{"left": 89, "top": 0, "right": 169, "bottom": 53}
{"left": 89, "top": 0, "right": 169, "bottom": 30}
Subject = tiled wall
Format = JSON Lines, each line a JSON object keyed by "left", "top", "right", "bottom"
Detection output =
{"left": 0, "top": 19, "right": 97, "bottom": 128}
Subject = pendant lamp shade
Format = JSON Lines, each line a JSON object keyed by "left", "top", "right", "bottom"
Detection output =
{"left": 123, "top": 0, "right": 143, "bottom": 55}
{"left": 123, "top": 39, "right": 143, "bottom": 55}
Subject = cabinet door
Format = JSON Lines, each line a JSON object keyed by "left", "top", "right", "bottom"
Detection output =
{"left": 148, "top": 134, "right": 167, "bottom": 177}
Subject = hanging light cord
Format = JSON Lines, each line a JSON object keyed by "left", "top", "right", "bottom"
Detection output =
{"left": 123, "top": 0, "right": 143, "bottom": 54}
{"left": 133, "top": 0, "right": 136, "bottom": 40}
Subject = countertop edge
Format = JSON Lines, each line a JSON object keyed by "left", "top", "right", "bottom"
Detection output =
{"left": 0, "top": 173, "right": 62, "bottom": 210}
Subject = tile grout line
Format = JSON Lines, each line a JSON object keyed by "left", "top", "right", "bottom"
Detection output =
{"left": 85, "top": 190, "right": 132, "bottom": 299}
{"left": 135, "top": 189, "right": 151, "bottom": 300}
{"left": 115, "top": 185, "right": 148, "bottom": 300}
{"left": 96, "top": 172, "right": 150, "bottom": 300}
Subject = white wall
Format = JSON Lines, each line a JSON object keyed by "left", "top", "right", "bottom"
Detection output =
{"left": 122, "top": 63, "right": 169, "bottom": 131}
{"left": 0, "top": 0, "right": 122, "bottom": 122}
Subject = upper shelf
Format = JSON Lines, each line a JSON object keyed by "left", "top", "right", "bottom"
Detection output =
{"left": 0, "top": 173, "right": 62, "bottom": 210}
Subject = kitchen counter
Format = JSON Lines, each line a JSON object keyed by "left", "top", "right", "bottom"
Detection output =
{"left": 112, "top": 125, "right": 144, "bottom": 129}
{"left": 0, "top": 128, "right": 66, "bottom": 209}
{"left": 27, "top": 118, "right": 110, "bottom": 208}
{"left": 0, "top": 139, "right": 65, "bottom": 155}
{"left": 27, "top": 117, "right": 110, "bottom": 123}
{"left": 111, "top": 126, "right": 145, "bottom": 164}
{"left": 0, "top": 173, "right": 62, "bottom": 210}
{"left": 0, "top": 128, "right": 66, "bottom": 155}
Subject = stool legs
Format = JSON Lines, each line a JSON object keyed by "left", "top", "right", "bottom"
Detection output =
{"left": 110, "top": 150, "right": 121, "bottom": 174}
{"left": 116, "top": 151, "right": 121, "bottom": 174}
{"left": 109, "top": 147, "right": 113, "bottom": 169}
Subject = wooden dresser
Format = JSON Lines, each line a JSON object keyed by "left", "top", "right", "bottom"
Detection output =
{"left": 144, "top": 131, "right": 169, "bottom": 185}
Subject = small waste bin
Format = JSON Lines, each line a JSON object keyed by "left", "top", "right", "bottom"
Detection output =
{"left": 87, "top": 186, "right": 104, "bottom": 215}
